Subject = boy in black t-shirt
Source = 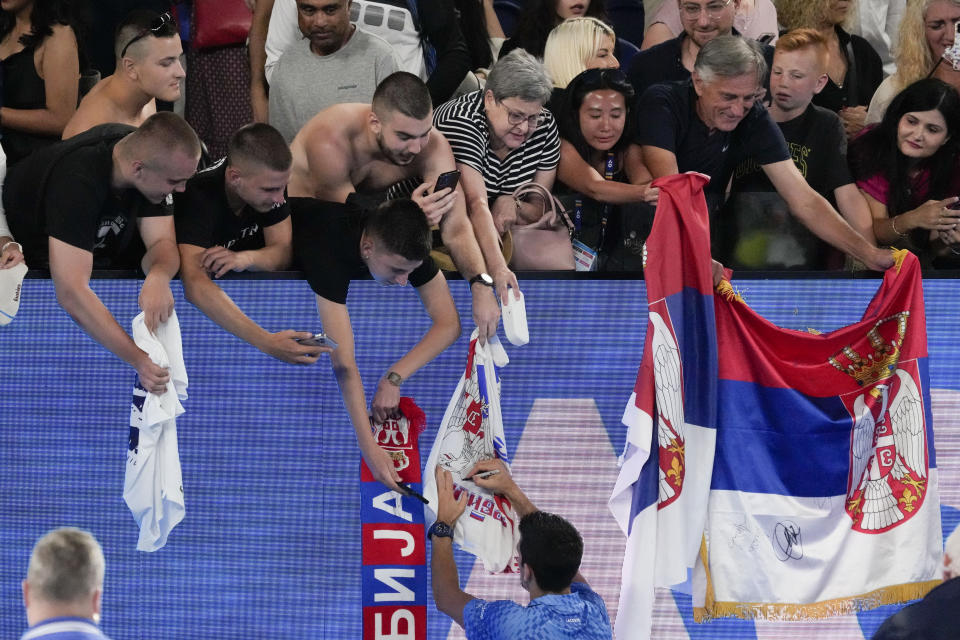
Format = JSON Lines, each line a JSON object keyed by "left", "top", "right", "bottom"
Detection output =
{"left": 723, "top": 29, "right": 876, "bottom": 269}
{"left": 292, "top": 197, "right": 460, "bottom": 494}
{"left": 174, "top": 123, "right": 325, "bottom": 366}
{"left": 2, "top": 112, "right": 200, "bottom": 394}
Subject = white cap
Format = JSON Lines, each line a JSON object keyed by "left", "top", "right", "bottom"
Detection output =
{"left": 501, "top": 289, "right": 529, "bottom": 346}
{"left": 0, "top": 262, "right": 27, "bottom": 326}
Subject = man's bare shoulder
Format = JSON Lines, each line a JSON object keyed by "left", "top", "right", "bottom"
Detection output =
{"left": 294, "top": 104, "right": 369, "bottom": 162}
{"left": 65, "top": 77, "right": 146, "bottom": 138}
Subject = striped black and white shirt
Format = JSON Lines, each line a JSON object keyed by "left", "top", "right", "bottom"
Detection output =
{"left": 433, "top": 91, "right": 560, "bottom": 199}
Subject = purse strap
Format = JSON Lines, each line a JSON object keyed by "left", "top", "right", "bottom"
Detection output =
{"left": 511, "top": 182, "right": 573, "bottom": 230}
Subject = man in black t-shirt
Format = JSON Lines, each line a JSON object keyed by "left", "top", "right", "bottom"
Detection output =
{"left": 288, "top": 73, "right": 501, "bottom": 342}
{"left": 175, "top": 123, "right": 324, "bottom": 365}
{"left": 722, "top": 29, "right": 876, "bottom": 269}
{"left": 3, "top": 112, "right": 201, "bottom": 394}
{"left": 292, "top": 197, "right": 460, "bottom": 493}
{"left": 636, "top": 36, "right": 891, "bottom": 277}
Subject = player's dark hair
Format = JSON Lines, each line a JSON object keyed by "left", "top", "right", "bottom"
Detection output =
{"left": 372, "top": 72, "right": 433, "bottom": 121}
{"left": 362, "top": 199, "right": 432, "bottom": 262}
{"left": 518, "top": 511, "right": 583, "bottom": 593}
{"left": 227, "top": 123, "right": 292, "bottom": 172}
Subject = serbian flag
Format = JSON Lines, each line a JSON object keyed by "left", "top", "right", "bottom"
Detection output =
{"left": 360, "top": 398, "right": 428, "bottom": 639}
{"left": 608, "top": 172, "right": 719, "bottom": 639}
{"left": 695, "top": 250, "right": 942, "bottom": 620}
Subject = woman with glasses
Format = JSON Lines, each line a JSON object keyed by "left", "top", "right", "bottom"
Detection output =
{"left": 556, "top": 68, "right": 657, "bottom": 270}
{"left": 775, "top": 0, "right": 883, "bottom": 138}
{"left": 434, "top": 49, "right": 562, "bottom": 280}
{"left": 866, "top": 0, "right": 960, "bottom": 125}
{"left": 849, "top": 78, "right": 960, "bottom": 268}
{"left": 0, "top": 0, "right": 80, "bottom": 165}
{"left": 499, "top": 0, "right": 608, "bottom": 60}
{"left": 642, "top": 0, "right": 779, "bottom": 50}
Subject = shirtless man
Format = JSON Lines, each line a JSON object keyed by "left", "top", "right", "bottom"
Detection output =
{"left": 288, "top": 72, "right": 506, "bottom": 340}
{"left": 62, "top": 10, "right": 184, "bottom": 139}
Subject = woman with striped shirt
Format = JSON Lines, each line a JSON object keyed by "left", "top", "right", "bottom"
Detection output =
{"left": 434, "top": 49, "right": 561, "bottom": 289}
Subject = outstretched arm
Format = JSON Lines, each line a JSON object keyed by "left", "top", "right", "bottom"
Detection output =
{"left": 371, "top": 271, "right": 460, "bottom": 420}
{"left": 318, "top": 295, "right": 403, "bottom": 493}
{"left": 764, "top": 160, "right": 893, "bottom": 271}
{"left": 416, "top": 139, "right": 501, "bottom": 340}
{"left": 138, "top": 215, "right": 179, "bottom": 333}
{"left": 431, "top": 467, "right": 473, "bottom": 628}
{"left": 49, "top": 238, "right": 169, "bottom": 394}
{"left": 458, "top": 164, "right": 519, "bottom": 301}
{"left": 180, "top": 242, "right": 325, "bottom": 364}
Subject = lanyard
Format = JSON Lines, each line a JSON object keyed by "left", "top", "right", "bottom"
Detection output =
{"left": 574, "top": 152, "right": 617, "bottom": 237}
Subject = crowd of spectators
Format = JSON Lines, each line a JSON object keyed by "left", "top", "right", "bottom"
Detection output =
{"left": 2, "top": 0, "right": 960, "bottom": 278}
{"left": 4, "top": 3, "right": 960, "bottom": 637}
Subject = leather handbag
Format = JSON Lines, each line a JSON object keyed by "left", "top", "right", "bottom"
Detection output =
{"left": 508, "top": 182, "right": 576, "bottom": 271}
{"left": 192, "top": 0, "right": 252, "bottom": 49}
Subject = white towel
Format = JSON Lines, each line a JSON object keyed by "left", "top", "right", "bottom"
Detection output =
{"left": 124, "top": 310, "right": 188, "bottom": 551}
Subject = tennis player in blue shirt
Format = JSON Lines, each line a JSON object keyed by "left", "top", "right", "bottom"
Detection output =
{"left": 430, "top": 459, "right": 613, "bottom": 639}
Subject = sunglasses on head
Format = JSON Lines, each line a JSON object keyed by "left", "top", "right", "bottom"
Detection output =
{"left": 120, "top": 12, "right": 174, "bottom": 58}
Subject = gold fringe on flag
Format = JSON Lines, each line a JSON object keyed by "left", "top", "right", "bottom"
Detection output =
{"left": 693, "top": 534, "right": 941, "bottom": 622}
{"left": 693, "top": 580, "right": 941, "bottom": 622}
{"left": 715, "top": 280, "right": 745, "bottom": 303}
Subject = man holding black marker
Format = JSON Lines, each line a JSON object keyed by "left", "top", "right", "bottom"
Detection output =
{"left": 430, "top": 458, "right": 613, "bottom": 639}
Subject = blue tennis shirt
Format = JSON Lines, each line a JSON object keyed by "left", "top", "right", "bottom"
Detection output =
{"left": 462, "top": 582, "right": 613, "bottom": 639}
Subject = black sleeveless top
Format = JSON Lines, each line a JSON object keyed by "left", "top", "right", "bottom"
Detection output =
{"left": 1, "top": 43, "right": 59, "bottom": 165}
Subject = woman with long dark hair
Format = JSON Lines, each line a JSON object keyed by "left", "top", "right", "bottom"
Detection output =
{"left": 0, "top": 0, "right": 80, "bottom": 164}
{"left": 556, "top": 68, "right": 657, "bottom": 269}
{"left": 499, "top": 0, "right": 607, "bottom": 59}
{"left": 849, "top": 77, "right": 960, "bottom": 266}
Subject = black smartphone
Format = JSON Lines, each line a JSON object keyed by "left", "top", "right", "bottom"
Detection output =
{"left": 434, "top": 169, "right": 461, "bottom": 193}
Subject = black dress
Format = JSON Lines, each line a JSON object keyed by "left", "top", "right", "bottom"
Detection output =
{"left": 1, "top": 43, "right": 60, "bottom": 165}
